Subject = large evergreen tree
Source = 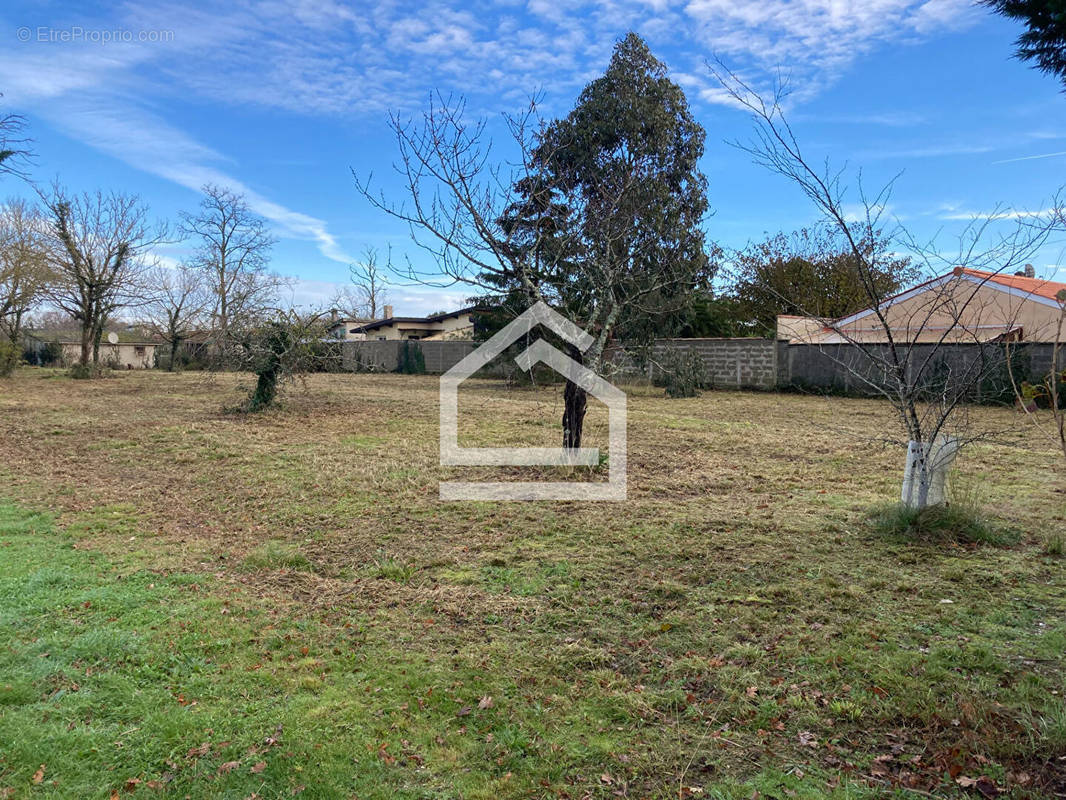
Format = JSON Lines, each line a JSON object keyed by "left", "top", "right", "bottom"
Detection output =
{"left": 497, "top": 32, "right": 711, "bottom": 445}
{"left": 983, "top": 1, "right": 1066, "bottom": 88}
{"left": 360, "top": 33, "right": 711, "bottom": 448}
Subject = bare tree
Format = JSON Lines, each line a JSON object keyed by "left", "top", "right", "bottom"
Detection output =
{"left": 0, "top": 197, "right": 50, "bottom": 345}
{"left": 354, "top": 93, "right": 549, "bottom": 302}
{"left": 43, "top": 185, "right": 168, "bottom": 372}
{"left": 144, "top": 264, "right": 211, "bottom": 371}
{"left": 0, "top": 110, "right": 32, "bottom": 182}
{"left": 179, "top": 185, "right": 281, "bottom": 354}
{"left": 710, "top": 65, "right": 1058, "bottom": 509}
{"left": 358, "top": 36, "right": 711, "bottom": 449}
{"left": 348, "top": 245, "right": 390, "bottom": 319}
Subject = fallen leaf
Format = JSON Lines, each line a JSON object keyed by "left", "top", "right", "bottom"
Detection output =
{"left": 250, "top": 762, "right": 266, "bottom": 774}
{"left": 218, "top": 761, "right": 240, "bottom": 774}
{"left": 956, "top": 776, "right": 1001, "bottom": 797}
{"left": 746, "top": 686, "right": 758, "bottom": 698}
{"left": 478, "top": 696, "right": 494, "bottom": 710}
{"left": 456, "top": 705, "right": 472, "bottom": 717}
{"left": 600, "top": 773, "right": 613, "bottom": 785}
{"left": 32, "top": 765, "right": 45, "bottom": 785}
{"left": 870, "top": 754, "right": 893, "bottom": 776}
{"left": 798, "top": 731, "right": 817, "bottom": 748}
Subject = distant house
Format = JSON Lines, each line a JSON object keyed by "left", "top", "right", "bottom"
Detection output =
{"left": 23, "top": 327, "right": 160, "bottom": 369}
{"left": 325, "top": 313, "right": 376, "bottom": 341}
{"left": 777, "top": 267, "right": 1066, "bottom": 345}
{"left": 340, "top": 306, "right": 479, "bottom": 341}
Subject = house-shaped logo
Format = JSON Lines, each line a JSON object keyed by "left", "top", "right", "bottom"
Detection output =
{"left": 439, "top": 301, "right": 627, "bottom": 501}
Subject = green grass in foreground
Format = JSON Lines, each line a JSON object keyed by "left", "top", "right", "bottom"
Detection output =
{"left": 1, "top": 500, "right": 1064, "bottom": 798}
{"left": 1, "top": 502, "right": 630, "bottom": 799}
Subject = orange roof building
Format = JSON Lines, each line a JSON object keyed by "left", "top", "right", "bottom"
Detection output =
{"left": 777, "top": 267, "right": 1066, "bottom": 344}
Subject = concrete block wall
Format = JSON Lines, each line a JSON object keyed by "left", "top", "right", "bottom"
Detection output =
{"left": 341, "top": 337, "right": 1063, "bottom": 395}
{"left": 648, "top": 338, "right": 780, "bottom": 389}
{"left": 780, "top": 341, "right": 1063, "bottom": 398}
{"left": 341, "top": 340, "right": 482, "bottom": 374}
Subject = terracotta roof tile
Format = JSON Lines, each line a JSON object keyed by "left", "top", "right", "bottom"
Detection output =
{"left": 955, "top": 267, "right": 1066, "bottom": 302}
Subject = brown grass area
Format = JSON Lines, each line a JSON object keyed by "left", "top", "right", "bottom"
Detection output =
{"left": 1, "top": 368, "right": 1064, "bottom": 796}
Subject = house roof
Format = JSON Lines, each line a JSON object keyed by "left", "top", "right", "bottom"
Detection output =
{"left": 349, "top": 306, "right": 479, "bottom": 333}
{"left": 955, "top": 267, "right": 1066, "bottom": 303}
{"left": 829, "top": 266, "right": 1066, "bottom": 330}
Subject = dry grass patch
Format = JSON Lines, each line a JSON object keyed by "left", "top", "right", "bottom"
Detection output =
{"left": 0, "top": 368, "right": 1063, "bottom": 798}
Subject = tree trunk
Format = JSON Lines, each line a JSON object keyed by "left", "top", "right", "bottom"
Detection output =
{"left": 249, "top": 366, "right": 278, "bottom": 411}
{"left": 169, "top": 338, "right": 179, "bottom": 372}
{"left": 562, "top": 344, "right": 587, "bottom": 450}
{"left": 79, "top": 325, "right": 91, "bottom": 367}
{"left": 901, "top": 437, "right": 958, "bottom": 509}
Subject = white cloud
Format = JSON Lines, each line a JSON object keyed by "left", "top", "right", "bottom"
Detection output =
{"left": 0, "top": 45, "right": 353, "bottom": 264}
{"left": 0, "top": 0, "right": 985, "bottom": 282}
{"left": 684, "top": 0, "right": 978, "bottom": 94}
{"left": 3, "top": 0, "right": 980, "bottom": 120}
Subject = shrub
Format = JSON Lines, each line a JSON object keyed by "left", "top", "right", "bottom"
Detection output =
{"left": 0, "top": 339, "right": 19, "bottom": 377}
{"left": 654, "top": 348, "right": 708, "bottom": 398}
{"left": 69, "top": 362, "right": 107, "bottom": 380}
{"left": 868, "top": 502, "right": 1019, "bottom": 547}
{"left": 40, "top": 340, "right": 64, "bottom": 367}
{"left": 233, "top": 312, "right": 331, "bottom": 412}
{"left": 396, "top": 340, "right": 426, "bottom": 374}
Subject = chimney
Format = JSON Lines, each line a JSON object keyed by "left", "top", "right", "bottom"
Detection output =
{"left": 383, "top": 304, "right": 393, "bottom": 319}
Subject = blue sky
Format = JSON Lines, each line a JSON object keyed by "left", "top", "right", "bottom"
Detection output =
{"left": 3, "top": 0, "right": 1066, "bottom": 315}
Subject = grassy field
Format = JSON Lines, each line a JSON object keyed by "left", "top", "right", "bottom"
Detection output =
{"left": 0, "top": 368, "right": 1063, "bottom": 799}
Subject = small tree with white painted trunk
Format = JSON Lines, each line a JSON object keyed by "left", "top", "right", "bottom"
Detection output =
{"left": 711, "top": 66, "right": 1059, "bottom": 509}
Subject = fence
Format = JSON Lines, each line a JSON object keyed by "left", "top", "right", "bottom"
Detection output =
{"left": 341, "top": 337, "right": 1063, "bottom": 399}
{"left": 342, "top": 337, "right": 782, "bottom": 388}
{"left": 341, "top": 340, "right": 480, "bottom": 373}
{"left": 604, "top": 338, "right": 781, "bottom": 390}
{"left": 780, "top": 341, "right": 1062, "bottom": 401}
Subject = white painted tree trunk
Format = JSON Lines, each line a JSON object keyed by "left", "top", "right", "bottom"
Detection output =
{"left": 901, "top": 437, "right": 959, "bottom": 510}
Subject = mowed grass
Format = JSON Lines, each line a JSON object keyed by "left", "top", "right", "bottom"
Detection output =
{"left": 0, "top": 368, "right": 1063, "bottom": 799}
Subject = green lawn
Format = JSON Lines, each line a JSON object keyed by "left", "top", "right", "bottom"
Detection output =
{"left": 0, "top": 369, "right": 1063, "bottom": 798}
